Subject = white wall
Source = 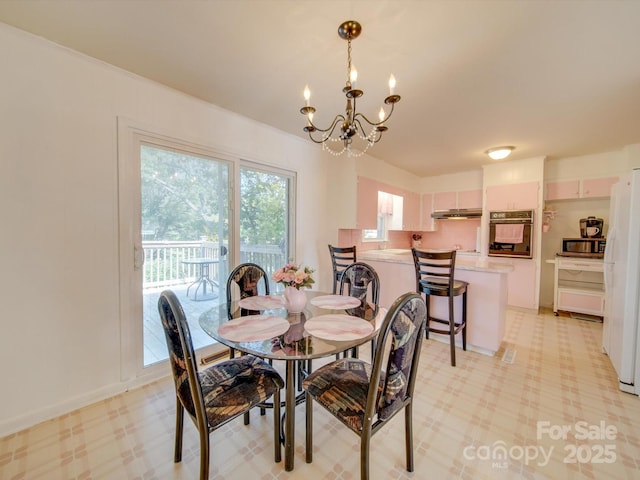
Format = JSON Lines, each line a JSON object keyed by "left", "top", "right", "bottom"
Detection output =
{"left": 0, "top": 23, "right": 341, "bottom": 435}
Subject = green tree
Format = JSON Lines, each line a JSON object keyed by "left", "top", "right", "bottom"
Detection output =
{"left": 141, "top": 145, "right": 229, "bottom": 241}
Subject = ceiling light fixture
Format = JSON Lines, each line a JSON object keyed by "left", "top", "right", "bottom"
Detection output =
{"left": 485, "top": 146, "right": 515, "bottom": 160}
{"left": 300, "top": 20, "right": 401, "bottom": 157}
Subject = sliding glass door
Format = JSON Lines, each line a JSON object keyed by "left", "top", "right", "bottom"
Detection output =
{"left": 140, "top": 143, "right": 231, "bottom": 366}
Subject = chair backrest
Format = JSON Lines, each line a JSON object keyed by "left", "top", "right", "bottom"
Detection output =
{"left": 158, "top": 290, "right": 208, "bottom": 431}
{"left": 226, "top": 263, "right": 270, "bottom": 318}
{"left": 339, "top": 262, "right": 380, "bottom": 315}
{"left": 411, "top": 249, "right": 456, "bottom": 292}
{"left": 328, "top": 244, "right": 357, "bottom": 293}
{"left": 367, "top": 292, "right": 426, "bottom": 422}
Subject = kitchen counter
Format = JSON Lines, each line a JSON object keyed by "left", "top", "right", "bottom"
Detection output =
{"left": 359, "top": 248, "right": 513, "bottom": 355}
{"left": 360, "top": 249, "right": 514, "bottom": 274}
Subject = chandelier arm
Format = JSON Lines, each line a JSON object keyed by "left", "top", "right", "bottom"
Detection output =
{"left": 307, "top": 115, "right": 346, "bottom": 144}
{"left": 353, "top": 102, "right": 396, "bottom": 127}
{"left": 309, "top": 114, "right": 345, "bottom": 134}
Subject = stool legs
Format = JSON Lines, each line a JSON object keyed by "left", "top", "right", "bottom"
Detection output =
{"left": 422, "top": 291, "right": 467, "bottom": 366}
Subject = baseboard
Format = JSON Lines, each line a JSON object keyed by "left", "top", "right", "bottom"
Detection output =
{"left": 0, "top": 369, "right": 169, "bottom": 438}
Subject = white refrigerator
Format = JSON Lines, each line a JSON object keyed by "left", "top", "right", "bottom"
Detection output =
{"left": 603, "top": 168, "right": 640, "bottom": 395}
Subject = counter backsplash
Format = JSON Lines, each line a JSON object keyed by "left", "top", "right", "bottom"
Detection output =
{"left": 338, "top": 218, "right": 481, "bottom": 253}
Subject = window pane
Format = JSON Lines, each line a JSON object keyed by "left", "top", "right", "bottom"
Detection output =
{"left": 240, "top": 166, "right": 292, "bottom": 292}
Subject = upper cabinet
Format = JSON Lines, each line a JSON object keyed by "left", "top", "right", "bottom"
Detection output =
{"left": 486, "top": 181, "right": 539, "bottom": 211}
{"left": 421, "top": 193, "right": 436, "bottom": 231}
{"left": 457, "top": 189, "right": 483, "bottom": 209}
{"left": 545, "top": 176, "right": 618, "bottom": 201}
{"left": 402, "top": 191, "right": 421, "bottom": 231}
{"left": 433, "top": 191, "right": 457, "bottom": 211}
{"left": 432, "top": 189, "right": 483, "bottom": 211}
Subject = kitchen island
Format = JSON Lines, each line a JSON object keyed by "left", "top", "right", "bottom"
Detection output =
{"left": 359, "top": 249, "right": 513, "bottom": 355}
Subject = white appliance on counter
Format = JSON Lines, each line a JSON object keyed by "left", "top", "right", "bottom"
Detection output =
{"left": 603, "top": 168, "right": 640, "bottom": 395}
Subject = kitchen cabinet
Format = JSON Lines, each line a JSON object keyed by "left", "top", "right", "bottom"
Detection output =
{"left": 433, "top": 191, "right": 457, "bottom": 210}
{"left": 552, "top": 257, "right": 604, "bottom": 317}
{"left": 486, "top": 181, "right": 539, "bottom": 211}
{"left": 402, "top": 191, "right": 421, "bottom": 230}
{"left": 489, "top": 257, "right": 538, "bottom": 310}
{"left": 582, "top": 177, "right": 618, "bottom": 198}
{"left": 545, "top": 180, "right": 580, "bottom": 200}
{"left": 545, "top": 176, "right": 618, "bottom": 201}
{"left": 433, "top": 189, "right": 483, "bottom": 210}
{"left": 421, "top": 193, "right": 436, "bottom": 231}
{"left": 457, "top": 189, "right": 483, "bottom": 209}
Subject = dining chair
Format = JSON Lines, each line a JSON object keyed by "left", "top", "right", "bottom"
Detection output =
{"left": 339, "top": 261, "right": 380, "bottom": 358}
{"left": 158, "top": 290, "right": 284, "bottom": 480}
{"left": 303, "top": 292, "right": 427, "bottom": 480}
{"left": 328, "top": 244, "right": 357, "bottom": 294}
{"left": 225, "top": 262, "right": 271, "bottom": 358}
{"left": 411, "top": 248, "right": 468, "bottom": 366}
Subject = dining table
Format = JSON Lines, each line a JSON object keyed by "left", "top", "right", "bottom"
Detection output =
{"left": 198, "top": 290, "right": 385, "bottom": 471}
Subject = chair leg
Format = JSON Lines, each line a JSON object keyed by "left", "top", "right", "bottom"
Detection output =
{"left": 273, "top": 388, "right": 282, "bottom": 463}
{"left": 174, "top": 398, "right": 184, "bottom": 463}
{"left": 305, "top": 391, "right": 313, "bottom": 463}
{"left": 449, "top": 295, "right": 456, "bottom": 367}
{"left": 244, "top": 411, "right": 250, "bottom": 425}
{"left": 424, "top": 294, "right": 431, "bottom": 339}
{"left": 405, "top": 403, "right": 414, "bottom": 472}
{"left": 462, "top": 291, "right": 467, "bottom": 351}
{"left": 199, "top": 425, "right": 210, "bottom": 480}
{"left": 360, "top": 431, "right": 371, "bottom": 480}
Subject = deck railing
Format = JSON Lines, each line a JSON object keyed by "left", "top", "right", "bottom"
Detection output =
{"left": 142, "top": 241, "right": 286, "bottom": 290}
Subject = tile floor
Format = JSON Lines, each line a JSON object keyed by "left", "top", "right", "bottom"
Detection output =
{"left": 2, "top": 309, "right": 640, "bottom": 479}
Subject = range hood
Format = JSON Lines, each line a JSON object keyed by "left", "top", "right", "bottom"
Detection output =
{"left": 431, "top": 208, "right": 483, "bottom": 219}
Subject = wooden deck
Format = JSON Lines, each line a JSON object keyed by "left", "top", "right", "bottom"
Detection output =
{"left": 143, "top": 283, "right": 224, "bottom": 366}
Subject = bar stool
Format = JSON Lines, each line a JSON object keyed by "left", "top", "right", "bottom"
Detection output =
{"left": 328, "top": 244, "right": 357, "bottom": 294}
{"left": 411, "top": 248, "right": 468, "bottom": 366}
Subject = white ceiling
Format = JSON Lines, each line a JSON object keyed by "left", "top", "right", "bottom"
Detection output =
{"left": 1, "top": 0, "right": 640, "bottom": 177}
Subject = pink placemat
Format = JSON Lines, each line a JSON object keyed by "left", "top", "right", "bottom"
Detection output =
{"left": 304, "top": 314, "right": 374, "bottom": 341}
{"left": 309, "top": 295, "right": 361, "bottom": 309}
{"left": 218, "top": 315, "right": 290, "bottom": 342}
{"left": 238, "top": 295, "right": 284, "bottom": 310}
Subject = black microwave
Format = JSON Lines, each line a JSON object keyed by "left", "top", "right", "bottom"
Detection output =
{"left": 562, "top": 238, "right": 606, "bottom": 255}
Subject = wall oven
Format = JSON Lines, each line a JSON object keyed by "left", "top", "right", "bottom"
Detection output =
{"left": 489, "top": 210, "right": 534, "bottom": 258}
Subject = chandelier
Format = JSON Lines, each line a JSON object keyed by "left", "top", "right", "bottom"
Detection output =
{"left": 300, "top": 20, "right": 401, "bottom": 157}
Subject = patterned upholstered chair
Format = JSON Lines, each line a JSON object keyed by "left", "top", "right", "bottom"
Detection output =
{"left": 338, "top": 261, "right": 380, "bottom": 358}
{"left": 158, "top": 290, "right": 284, "bottom": 480}
{"left": 226, "top": 262, "right": 271, "bottom": 320}
{"left": 328, "top": 244, "right": 357, "bottom": 294}
{"left": 225, "top": 262, "right": 271, "bottom": 361}
{"left": 303, "top": 292, "right": 426, "bottom": 480}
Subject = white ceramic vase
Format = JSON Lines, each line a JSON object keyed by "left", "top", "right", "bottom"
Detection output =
{"left": 284, "top": 286, "right": 307, "bottom": 314}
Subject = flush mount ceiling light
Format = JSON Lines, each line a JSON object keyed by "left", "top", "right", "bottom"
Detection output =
{"left": 300, "top": 20, "right": 401, "bottom": 157}
{"left": 485, "top": 146, "right": 515, "bottom": 160}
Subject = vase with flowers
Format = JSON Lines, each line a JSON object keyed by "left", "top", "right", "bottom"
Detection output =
{"left": 272, "top": 262, "right": 315, "bottom": 314}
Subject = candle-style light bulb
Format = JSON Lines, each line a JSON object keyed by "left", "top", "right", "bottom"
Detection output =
{"left": 308, "top": 111, "right": 314, "bottom": 125}
{"left": 304, "top": 85, "right": 311, "bottom": 106}
{"left": 350, "top": 66, "right": 358, "bottom": 88}
{"left": 379, "top": 108, "right": 385, "bottom": 123}
{"left": 388, "top": 74, "right": 396, "bottom": 95}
